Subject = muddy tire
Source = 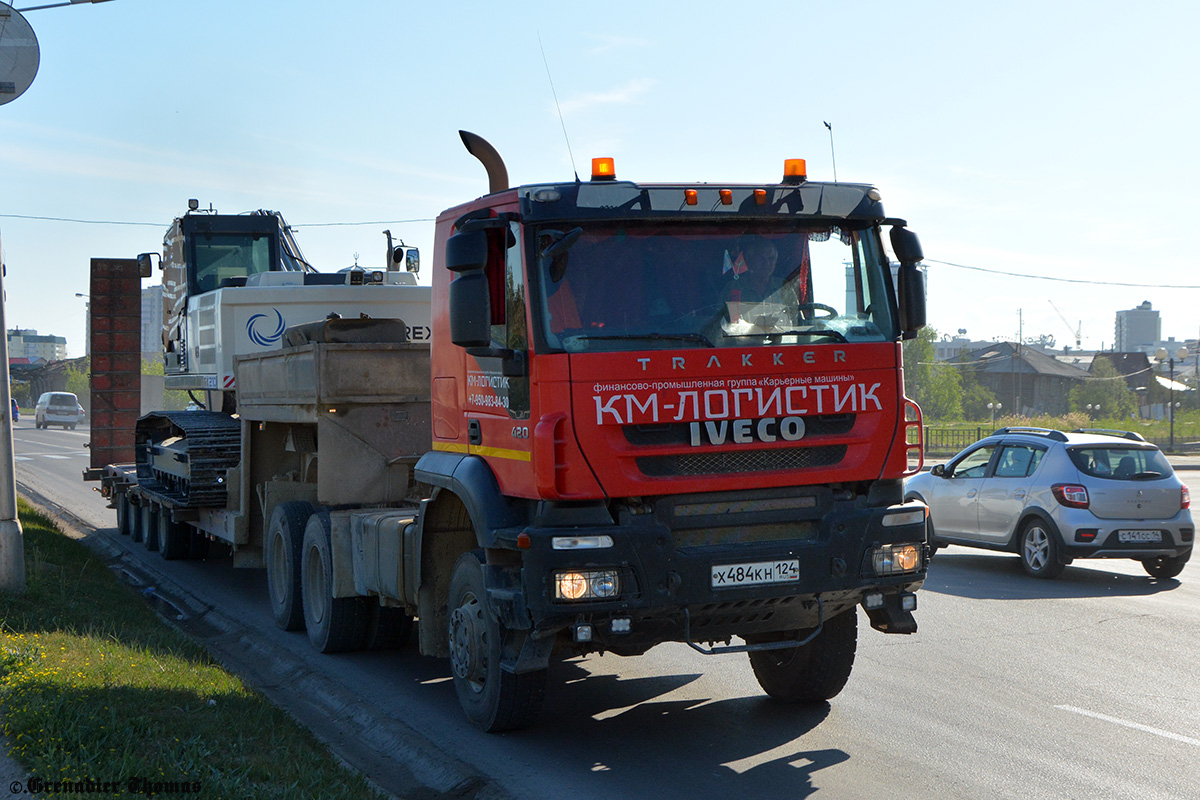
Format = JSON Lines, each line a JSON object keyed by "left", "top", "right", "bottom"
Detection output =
{"left": 748, "top": 608, "right": 859, "bottom": 703}
{"left": 301, "top": 511, "right": 368, "bottom": 653}
{"left": 265, "top": 501, "right": 315, "bottom": 632}
{"left": 448, "top": 551, "right": 546, "bottom": 732}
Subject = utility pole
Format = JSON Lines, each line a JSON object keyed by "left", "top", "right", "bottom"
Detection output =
{"left": 1, "top": 241, "right": 26, "bottom": 593}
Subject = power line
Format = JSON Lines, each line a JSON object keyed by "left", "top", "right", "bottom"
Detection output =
{"left": 0, "top": 213, "right": 434, "bottom": 228}
{"left": 926, "top": 258, "right": 1200, "bottom": 289}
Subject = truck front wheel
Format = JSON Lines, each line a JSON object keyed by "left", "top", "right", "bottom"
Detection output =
{"left": 265, "top": 501, "right": 315, "bottom": 631}
{"left": 448, "top": 551, "right": 546, "bottom": 732}
{"left": 747, "top": 608, "right": 858, "bottom": 703}
{"left": 301, "top": 511, "right": 367, "bottom": 653}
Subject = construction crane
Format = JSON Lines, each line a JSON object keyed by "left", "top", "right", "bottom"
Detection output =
{"left": 1048, "top": 299, "right": 1082, "bottom": 348}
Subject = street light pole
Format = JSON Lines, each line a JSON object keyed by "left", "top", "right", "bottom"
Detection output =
{"left": 1155, "top": 347, "right": 1188, "bottom": 452}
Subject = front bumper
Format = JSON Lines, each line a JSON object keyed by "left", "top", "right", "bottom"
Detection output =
{"left": 488, "top": 487, "right": 927, "bottom": 653}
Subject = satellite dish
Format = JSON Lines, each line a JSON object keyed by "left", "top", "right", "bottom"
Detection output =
{"left": 0, "top": 3, "right": 40, "bottom": 106}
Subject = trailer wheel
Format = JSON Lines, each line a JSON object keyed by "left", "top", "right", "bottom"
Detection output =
{"left": 129, "top": 500, "right": 145, "bottom": 543}
{"left": 265, "top": 501, "right": 315, "bottom": 632}
{"left": 157, "top": 511, "right": 190, "bottom": 561}
{"left": 140, "top": 503, "right": 160, "bottom": 551}
{"left": 747, "top": 608, "right": 858, "bottom": 703}
{"left": 363, "top": 599, "right": 414, "bottom": 651}
{"left": 115, "top": 493, "right": 132, "bottom": 537}
{"left": 448, "top": 551, "right": 546, "bottom": 732}
{"left": 301, "top": 511, "right": 367, "bottom": 653}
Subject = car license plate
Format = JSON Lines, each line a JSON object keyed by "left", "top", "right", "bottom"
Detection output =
{"left": 1118, "top": 530, "right": 1163, "bottom": 543}
{"left": 711, "top": 560, "right": 799, "bottom": 588}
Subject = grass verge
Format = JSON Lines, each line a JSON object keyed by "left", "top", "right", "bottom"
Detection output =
{"left": 0, "top": 498, "right": 383, "bottom": 798}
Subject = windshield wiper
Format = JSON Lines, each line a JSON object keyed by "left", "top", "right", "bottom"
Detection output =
{"left": 1131, "top": 471, "right": 1164, "bottom": 480}
{"left": 724, "top": 328, "right": 849, "bottom": 343}
{"left": 567, "top": 332, "right": 716, "bottom": 347}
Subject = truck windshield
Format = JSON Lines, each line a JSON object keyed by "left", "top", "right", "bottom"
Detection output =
{"left": 190, "top": 234, "right": 274, "bottom": 294}
{"left": 533, "top": 221, "right": 897, "bottom": 352}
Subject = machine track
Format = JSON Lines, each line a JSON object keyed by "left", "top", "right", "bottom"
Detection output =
{"left": 135, "top": 411, "right": 241, "bottom": 509}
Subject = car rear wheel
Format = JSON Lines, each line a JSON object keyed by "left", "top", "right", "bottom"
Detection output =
{"left": 1142, "top": 554, "right": 1189, "bottom": 580}
{"left": 1019, "top": 520, "right": 1065, "bottom": 579}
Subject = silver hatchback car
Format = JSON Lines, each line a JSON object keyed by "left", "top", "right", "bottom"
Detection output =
{"left": 906, "top": 427, "right": 1193, "bottom": 579}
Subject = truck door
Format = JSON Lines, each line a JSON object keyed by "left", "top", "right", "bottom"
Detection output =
{"left": 465, "top": 220, "right": 532, "bottom": 491}
{"left": 975, "top": 444, "right": 1045, "bottom": 542}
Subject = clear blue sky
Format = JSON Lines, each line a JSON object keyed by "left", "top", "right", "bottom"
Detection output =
{"left": 2, "top": 0, "right": 1198, "bottom": 358}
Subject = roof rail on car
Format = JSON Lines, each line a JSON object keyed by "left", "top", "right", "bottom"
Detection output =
{"left": 1069, "top": 428, "right": 1146, "bottom": 442}
{"left": 992, "top": 426, "right": 1069, "bottom": 442}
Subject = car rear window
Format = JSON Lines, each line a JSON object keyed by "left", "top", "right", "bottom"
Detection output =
{"left": 50, "top": 393, "right": 77, "bottom": 404}
{"left": 1068, "top": 446, "right": 1173, "bottom": 480}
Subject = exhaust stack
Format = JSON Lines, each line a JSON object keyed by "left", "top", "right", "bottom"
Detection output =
{"left": 459, "top": 130, "right": 509, "bottom": 194}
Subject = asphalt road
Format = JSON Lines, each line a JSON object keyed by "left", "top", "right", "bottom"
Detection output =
{"left": 11, "top": 420, "right": 1200, "bottom": 800}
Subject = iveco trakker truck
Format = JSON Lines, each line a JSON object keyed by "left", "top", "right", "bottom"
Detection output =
{"left": 88, "top": 131, "right": 930, "bottom": 731}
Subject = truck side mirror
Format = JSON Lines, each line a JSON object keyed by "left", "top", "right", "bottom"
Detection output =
{"left": 136, "top": 253, "right": 155, "bottom": 278}
{"left": 890, "top": 227, "right": 926, "bottom": 339}
{"left": 890, "top": 227, "right": 924, "bottom": 264}
{"left": 449, "top": 270, "right": 492, "bottom": 348}
{"left": 445, "top": 231, "right": 488, "bottom": 272}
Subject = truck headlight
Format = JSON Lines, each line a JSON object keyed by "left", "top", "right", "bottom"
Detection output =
{"left": 554, "top": 570, "right": 621, "bottom": 601}
{"left": 869, "top": 544, "right": 922, "bottom": 576}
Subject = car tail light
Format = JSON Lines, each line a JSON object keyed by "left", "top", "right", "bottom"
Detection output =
{"left": 1183, "top": 486, "right": 1191, "bottom": 510}
{"left": 1052, "top": 484, "right": 1089, "bottom": 509}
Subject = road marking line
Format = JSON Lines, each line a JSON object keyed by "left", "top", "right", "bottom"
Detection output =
{"left": 1055, "top": 705, "right": 1200, "bottom": 747}
{"left": 41, "top": 455, "right": 72, "bottom": 460}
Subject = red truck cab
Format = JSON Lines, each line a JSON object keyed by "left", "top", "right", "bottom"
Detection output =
{"left": 416, "top": 135, "right": 929, "bottom": 730}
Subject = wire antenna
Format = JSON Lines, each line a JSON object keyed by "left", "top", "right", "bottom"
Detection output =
{"left": 538, "top": 31, "right": 579, "bottom": 181}
{"left": 824, "top": 121, "right": 838, "bottom": 182}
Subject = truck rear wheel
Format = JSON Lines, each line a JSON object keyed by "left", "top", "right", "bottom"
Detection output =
{"left": 448, "top": 551, "right": 546, "bottom": 732}
{"left": 265, "top": 501, "right": 315, "bottom": 631}
{"left": 301, "top": 511, "right": 368, "bottom": 653}
{"left": 141, "top": 503, "right": 160, "bottom": 552}
{"left": 157, "top": 511, "right": 190, "bottom": 561}
{"left": 747, "top": 608, "right": 858, "bottom": 703}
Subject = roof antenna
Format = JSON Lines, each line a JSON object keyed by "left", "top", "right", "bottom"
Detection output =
{"left": 824, "top": 121, "right": 838, "bottom": 182}
{"left": 538, "top": 31, "right": 579, "bottom": 182}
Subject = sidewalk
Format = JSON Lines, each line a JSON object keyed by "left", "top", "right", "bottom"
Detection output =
{"left": 1169, "top": 453, "right": 1200, "bottom": 471}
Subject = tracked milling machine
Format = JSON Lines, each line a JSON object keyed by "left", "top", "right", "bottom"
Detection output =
{"left": 88, "top": 133, "right": 933, "bottom": 732}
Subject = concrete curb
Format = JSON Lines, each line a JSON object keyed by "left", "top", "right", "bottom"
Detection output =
{"left": 14, "top": 484, "right": 506, "bottom": 800}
